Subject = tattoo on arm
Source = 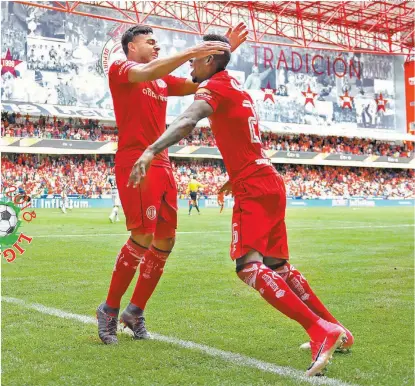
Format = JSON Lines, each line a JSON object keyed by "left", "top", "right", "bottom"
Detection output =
{"left": 149, "top": 100, "right": 213, "bottom": 155}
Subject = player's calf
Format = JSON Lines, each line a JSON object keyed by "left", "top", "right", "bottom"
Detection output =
{"left": 267, "top": 260, "right": 354, "bottom": 351}
{"left": 106, "top": 238, "right": 147, "bottom": 309}
{"left": 236, "top": 258, "right": 322, "bottom": 337}
{"left": 130, "top": 244, "right": 171, "bottom": 310}
{"left": 237, "top": 256, "right": 346, "bottom": 375}
{"left": 272, "top": 261, "right": 338, "bottom": 322}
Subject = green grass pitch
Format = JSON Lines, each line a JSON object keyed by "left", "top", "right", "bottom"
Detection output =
{"left": 2, "top": 207, "right": 414, "bottom": 386}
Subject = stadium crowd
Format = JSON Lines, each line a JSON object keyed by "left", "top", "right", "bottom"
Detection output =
{"left": 2, "top": 154, "right": 413, "bottom": 200}
{"left": 2, "top": 112, "right": 412, "bottom": 157}
{"left": 1, "top": 112, "right": 118, "bottom": 142}
{"left": 261, "top": 132, "right": 413, "bottom": 158}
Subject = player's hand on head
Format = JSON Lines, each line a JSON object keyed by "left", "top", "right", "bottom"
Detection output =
{"left": 128, "top": 149, "right": 154, "bottom": 188}
{"left": 192, "top": 41, "right": 230, "bottom": 58}
{"left": 219, "top": 180, "right": 232, "bottom": 195}
{"left": 226, "top": 22, "right": 248, "bottom": 52}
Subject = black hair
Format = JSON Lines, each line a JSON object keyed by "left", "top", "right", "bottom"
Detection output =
{"left": 202, "top": 34, "right": 231, "bottom": 71}
{"left": 121, "top": 25, "right": 153, "bottom": 55}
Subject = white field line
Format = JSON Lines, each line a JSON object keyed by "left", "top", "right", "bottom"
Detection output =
{"left": 2, "top": 296, "right": 358, "bottom": 386}
{"left": 29, "top": 223, "right": 414, "bottom": 238}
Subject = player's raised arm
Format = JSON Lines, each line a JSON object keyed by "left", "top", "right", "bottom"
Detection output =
{"left": 225, "top": 22, "right": 249, "bottom": 52}
{"left": 127, "top": 42, "right": 230, "bottom": 83}
{"left": 127, "top": 98, "right": 213, "bottom": 187}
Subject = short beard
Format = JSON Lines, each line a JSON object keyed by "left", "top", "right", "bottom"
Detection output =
{"left": 192, "top": 76, "right": 198, "bottom": 83}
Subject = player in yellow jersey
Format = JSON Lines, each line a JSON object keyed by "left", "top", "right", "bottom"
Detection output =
{"left": 186, "top": 175, "right": 205, "bottom": 215}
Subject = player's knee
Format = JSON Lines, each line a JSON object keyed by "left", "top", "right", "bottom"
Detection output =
{"left": 153, "top": 237, "right": 175, "bottom": 252}
{"left": 139, "top": 245, "right": 170, "bottom": 279}
{"left": 264, "top": 259, "right": 295, "bottom": 282}
{"left": 235, "top": 255, "right": 264, "bottom": 289}
{"left": 130, "top": 230, "right": 153, "bottom": 248}
{"left": 264, "top": 257, "right": 287, "bottom": 271}
{"left": 235, "top": 250, "right": 263, "bottom": 273}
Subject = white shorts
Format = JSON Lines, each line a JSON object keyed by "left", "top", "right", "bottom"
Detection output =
{"left": 112, "top": 193, "right": 121, "bottom": 207}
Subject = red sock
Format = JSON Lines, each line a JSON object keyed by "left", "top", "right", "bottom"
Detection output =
{"left": 275, "top": 263, "right": 338, "bottom": 324}
{"left": 238, "top": 262, "right": 325, "bottom": 340}
{"left": 106, "top": 239, "right": 147, "bottom": 309}
{"left": 130, "top": 245, "right": 170, "bottom": 310}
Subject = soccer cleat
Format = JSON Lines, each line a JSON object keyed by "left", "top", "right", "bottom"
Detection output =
{"left": 337, "top": 323, "right": 354, "bottom": 351}
{"left": 300, "top": 325, "right": 354, "bottom": 353}
{"left": 306, "top": 326, "right": 346, "bottom": 377}
{"left": 109, "top": 215, "right": 114, "bottom": 223}
{"left": 120, "top": 308, "right": 151, "bottom": 340}
{"left": 96, "top": 302, "right": 119, "bottom": 344}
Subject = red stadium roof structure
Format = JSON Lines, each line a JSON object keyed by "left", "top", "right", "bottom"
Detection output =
{"left": 15, "top": 1, "right": 415, "bottom": 55}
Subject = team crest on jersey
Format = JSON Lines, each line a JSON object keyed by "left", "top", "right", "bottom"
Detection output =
{"left": 101, "top": 26, "right": 128, "bottom": 76}
{"left": 155, "top": 79, "right": 167, "bottom": 88}
{"left": 146, "top": 206, "right": 157, "bottom": 220}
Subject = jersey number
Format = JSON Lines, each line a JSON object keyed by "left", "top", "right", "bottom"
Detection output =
{"left": 242, "top": 100, "right": 261, "bottom": 143}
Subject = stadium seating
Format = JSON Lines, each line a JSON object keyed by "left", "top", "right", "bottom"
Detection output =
{"left": 2, "top": 154, "right": 413, "bottom": 199}
{"left": 1, "top": 112, "right": 118, "bottom": 142}
{"left": 2, "top": 112, "right": 412, "bottom": 157}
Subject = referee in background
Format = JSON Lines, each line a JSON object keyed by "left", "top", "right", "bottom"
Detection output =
{"left": 186, "top": 175, "right": 205, "bottom": 215}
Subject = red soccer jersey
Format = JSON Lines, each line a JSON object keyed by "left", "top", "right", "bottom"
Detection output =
{"left": 109, "top": 60, "right": 186, "bottom": 168}
{"left": 194, "top": 71, "right": 270, "bottom": 182}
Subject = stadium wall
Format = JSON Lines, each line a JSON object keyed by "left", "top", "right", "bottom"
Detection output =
{"left": 1, "top": 2, "right": 409, "bottom": 140}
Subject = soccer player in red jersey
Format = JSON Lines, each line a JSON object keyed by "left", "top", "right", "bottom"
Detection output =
{"left": 132, "top": 34, "right": 354, "bottom": 376}
{"left": 96, "top": 25, "right": 247, "bottom": 345}
{"left": 217, "top": 190, "right": 225, "bottom": 213}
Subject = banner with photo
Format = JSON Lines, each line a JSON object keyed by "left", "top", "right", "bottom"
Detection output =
{"left": 404, "top": 58, "right": 415, "bottom": 134}
{"left": 1, "top": 2, "right": 406, "bottom": 136}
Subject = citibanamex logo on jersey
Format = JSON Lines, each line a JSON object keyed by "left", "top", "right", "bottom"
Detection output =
{"left": 0, "top": 186, "right": 36, "bottom": 263}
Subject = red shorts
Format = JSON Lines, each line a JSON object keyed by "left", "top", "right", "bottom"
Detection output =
{"left": 115, "top": 164, "right": 177, "bottom": 240}
{"left": 230, "top": 167, "right": 289, "bottom": 261}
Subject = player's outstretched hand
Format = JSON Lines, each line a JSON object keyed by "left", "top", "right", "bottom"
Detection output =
{"left": 192, "top": 41, "right": 231, "bottom": 59}
{"left": 127, "top": 149, "right": 155, "bottom": 188}
{"left": 226, "top": 22, "right": 248, "bottom": 52}
{"left": 219, "top": 180, "right": 232, "bottom": 195}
